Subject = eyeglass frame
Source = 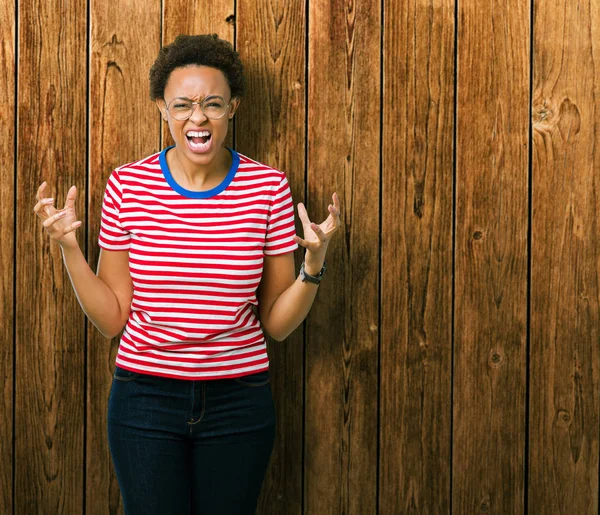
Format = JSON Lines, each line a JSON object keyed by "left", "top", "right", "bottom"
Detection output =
{"left": 163, "top": 95, "right": 233, "bottom": 121}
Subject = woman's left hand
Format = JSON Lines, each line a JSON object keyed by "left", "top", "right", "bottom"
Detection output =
{"left": 293, "top": 192, "right": 341, "bottom": 273}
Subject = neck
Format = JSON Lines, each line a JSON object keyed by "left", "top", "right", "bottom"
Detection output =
{"left": 169, "top": 145, "right": 230, "bottom": 190}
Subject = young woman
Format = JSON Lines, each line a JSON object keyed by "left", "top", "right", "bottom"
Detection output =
{"left": 33, "top": 34, "right": 340, "bottom": 514}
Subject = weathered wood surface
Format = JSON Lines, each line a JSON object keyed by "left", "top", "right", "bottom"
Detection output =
{"left": 5, "top": 0, "right": 600, "bottom": 512}
{"left": 0, "top": 0, "right": 15, "bottom": 513}
{"left": 305, "top": 0, "right": 380, "bottom": 513}
{"left": 15, "top": 0, "right": 87, "bottom": 512}
{"left": 380, "top": 0, "right": 455, "bottom": 512}
{"left": 87, "top": 0, "right": 161, "bottom": 512}
{"left": 453, "top": 0, "right": 530, "bottom": 512}
{"left": 235, "top": 1, "right": 306, "bottom": 513}
{"left": 529, "top": 0, "right": 600, "bottom": 512}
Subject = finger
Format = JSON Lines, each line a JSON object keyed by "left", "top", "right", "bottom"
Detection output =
{"left": 327, "top": 205, "right": 341, "bottom": 228}
{"left": 328, "top": 201, "right": 341, "bottom": 217}
{"left": 42, "top": 210, "right": 67, "bottom": 228}
{"left": 296, "top": 202, "right": 312, "bottom": 226}
{"left": 64, "top": 185, "right": 77, "bottom": 210}
{"left": 36, "top": 181, "right": 47, "bottom": 201}
{"left": 293, "top": 234, "right": 315, "bottom": 250}
{"left": 62, "top": 221, "right": 82, "bottom": 235}
{"left": 33, "top": 197, "right": 55, "bottom": 215}
{"left": 327, "top": 204, "right": 340, "bottom": 222}
{"left": 333, "top": 192, "right": 341, "bottom": 211}
{"left": 310, "top": 222, "right": 328, "bottom": 242}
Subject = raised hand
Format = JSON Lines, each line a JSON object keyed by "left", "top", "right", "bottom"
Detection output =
{"left": 34, "top": 182, "right": 82, "bottom": 248}
{"left": 293, "top": 192, "right": 341, "bottom": 272}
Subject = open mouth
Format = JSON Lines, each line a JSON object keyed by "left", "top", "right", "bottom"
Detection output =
{"left": 186, "top": 130, "right": 212, "bottom": 152}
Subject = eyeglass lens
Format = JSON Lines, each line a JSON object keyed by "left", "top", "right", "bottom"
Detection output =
{"left": 168, "top": 97, "right": 228, "bottom": 120}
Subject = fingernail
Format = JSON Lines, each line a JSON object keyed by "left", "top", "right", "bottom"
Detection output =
{"left": 44, "top": 198, "right": 54, "bottom": 203}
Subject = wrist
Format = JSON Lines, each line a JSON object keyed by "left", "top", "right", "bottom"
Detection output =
{"left": 303, "top": 262, "right": 323, "bottom": 276}
{"left": 304, "top": 251, "right": 326, "bottom": 276}
{"left": 59, "top": 239, "right": 81, "bottom": 255}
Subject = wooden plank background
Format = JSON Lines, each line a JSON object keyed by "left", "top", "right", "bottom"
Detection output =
{"left": 3, "top": 0, "right": 599, "bottom": 513}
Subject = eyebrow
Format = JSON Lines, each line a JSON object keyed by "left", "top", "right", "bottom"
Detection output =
{"left": 175, "top": 94, "right": 224, "bottom": 101}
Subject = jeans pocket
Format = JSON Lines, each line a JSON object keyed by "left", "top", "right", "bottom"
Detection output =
{"left": 233, "top": 370, "right": 270, "bottom": 387}
{"left": 113, "top": 365, "right": 141, "bottom": 382}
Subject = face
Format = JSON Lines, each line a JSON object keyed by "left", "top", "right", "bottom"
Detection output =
{"left": 157, "top": 65, "right": 239, "bottom": 167}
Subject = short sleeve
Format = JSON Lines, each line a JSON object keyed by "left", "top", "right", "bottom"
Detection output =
{"left": 98, "top": 169, "right": 131, "bottom": 250}
{"left": 264, "top": 174, "right": 298, "bottom": 256}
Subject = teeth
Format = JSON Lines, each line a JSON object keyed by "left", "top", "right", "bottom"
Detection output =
{"left": 187, "top": 130, "right": 211, "bottom": 137}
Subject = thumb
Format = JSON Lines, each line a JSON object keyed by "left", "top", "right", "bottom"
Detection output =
{"left": 297, "top": 202, "right": 311, "bottom": 226}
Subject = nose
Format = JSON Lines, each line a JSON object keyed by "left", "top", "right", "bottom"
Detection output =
{"left": 189, "top": 103, "right": 208, "bottom": 124}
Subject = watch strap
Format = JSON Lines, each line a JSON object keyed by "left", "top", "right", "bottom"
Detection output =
{"left": 300, "top": 260, "right": 326, "bottom": 284}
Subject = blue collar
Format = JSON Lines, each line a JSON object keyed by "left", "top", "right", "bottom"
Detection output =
{"left": 159, "top": 146, "right": 240, "bottom": 198}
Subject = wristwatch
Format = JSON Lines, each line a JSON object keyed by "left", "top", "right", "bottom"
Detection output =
{"left": 299, "top": 260, "right": 327, "bottom": 285}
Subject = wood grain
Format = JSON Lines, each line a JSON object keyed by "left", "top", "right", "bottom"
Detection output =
{"left": 87, "top": 1, "right": 161, "bottom": 513}
{"left": 305, "top": 0, "right": 380, "bottom": 512}
{"left": 0, "top": 0, "right": 15, "bottom": 512}
{"left": 529, "top": 0, "right": 600, "bottom": 512}
{"left": 162, "top": 0, "right": 235, "bottom": 149}
{"left": 235, "top": 0, "right": 306, "bottom": 512}
{"left": 380, "top": 0, "right": 455, "bottom": 512}
{"left": 16, "top": 0, "right": 87, "bottom": 512}
{"left": 453, "top": 0, "right": 530, "bottom": 512}
{"left": 8, "top": 0, "right": 600, "bottom": 511}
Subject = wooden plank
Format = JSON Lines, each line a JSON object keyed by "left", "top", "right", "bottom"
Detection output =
{"left": 15, "top": 0, "right": 87, "bottom": 511}
{"left": 0, "top": 0, "right": 15, "bottom": 512}
{"left": 379, "top": 0, "right": 455, "bottom": 511}
{"left": 235, "top": 1, "right": 305, "bottom": 512}
{"left": 529, "top": 0, "right": 600, "bottom": 511}
{"left": 87, "top": 1, "right": 161, "bottom": 513}
{"left": 162, "top": 0, "right": 235, "bottom": 149}
{"left": 305, "top": 0, "right": 380, "bottom": 512}
{"left": 453, "top": 0, "right": 530, "bottom": 512}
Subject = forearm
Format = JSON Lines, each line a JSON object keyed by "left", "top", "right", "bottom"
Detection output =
{"left": 60, "top": 245, "right": 126, "bottom": 338}
{"left": 262, "top": 271, "right": 321, "bottom": 342}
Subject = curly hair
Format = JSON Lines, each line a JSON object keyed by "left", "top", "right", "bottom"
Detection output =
{"left": 149, "top": 34, "right": 245, "bottom": 100}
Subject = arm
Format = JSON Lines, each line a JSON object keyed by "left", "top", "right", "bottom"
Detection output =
{"left": 257, "top": 192, "right": 341, "bottom": 341}
{"left": 256, "top": 253, "right": 319, "bottom": 341}
{"left": 34, "top": 182, "right": 133, "bottom": 338}
{"left": 61, "top": 247, "right": 132, "bottom": 338}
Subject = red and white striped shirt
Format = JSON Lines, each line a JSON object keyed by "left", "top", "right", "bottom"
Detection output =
{"left": 98, "top": 147, "right": 298, "bottom": 380}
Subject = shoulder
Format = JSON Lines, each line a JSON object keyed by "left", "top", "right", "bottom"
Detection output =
{"left": 108, "top": 150, "right": 163, "bottom": 186}
{"left": 233, "top": 152, "right": 292, "bottom": 201}
{"left": 235, "top": 151, "right": 288, "bottom": 181}
{"left": 114, "top": 150, "right": 162, "bottom": 175}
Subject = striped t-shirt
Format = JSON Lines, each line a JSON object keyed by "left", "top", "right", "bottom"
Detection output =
{"left": 98, "top": 146, "right": 298, "bottom": 380}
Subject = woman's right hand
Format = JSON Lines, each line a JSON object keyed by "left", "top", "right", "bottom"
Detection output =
{"left": 34, "top": 182, "right": 83, "bottom": 248}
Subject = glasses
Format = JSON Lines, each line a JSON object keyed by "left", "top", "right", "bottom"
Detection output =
{"left": 165, "top": 95, "right": 231, "bottom": 120}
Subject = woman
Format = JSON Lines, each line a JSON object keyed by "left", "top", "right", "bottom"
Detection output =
{"left": 33, "top": 34, "right": 340, "bottom": 514}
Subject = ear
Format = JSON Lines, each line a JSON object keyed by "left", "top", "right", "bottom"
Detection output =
{"left": 156, "top": 99, "right": 168, "bottom": 121}
{"left": 228, "top": 97, "right": 241, "bottom": 119}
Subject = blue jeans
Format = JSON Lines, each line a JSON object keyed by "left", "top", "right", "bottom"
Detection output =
{"left": 107, "top": 366, "right": 276, "bottom": 515}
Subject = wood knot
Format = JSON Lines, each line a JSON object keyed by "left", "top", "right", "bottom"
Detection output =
{"left": 473, "top": 230, "right": 483, "bottom": 241}
{"left": 556, "top": 409, "right": 571, "bottom": 428}
{"left": 557, "top": 98, "right": 581, "bottom": 142}
{"left": 533, "top": 98, "right": 557, "bottom": 126}
{"left": 488, "top": 349, "right": 503, "bottom": 367}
